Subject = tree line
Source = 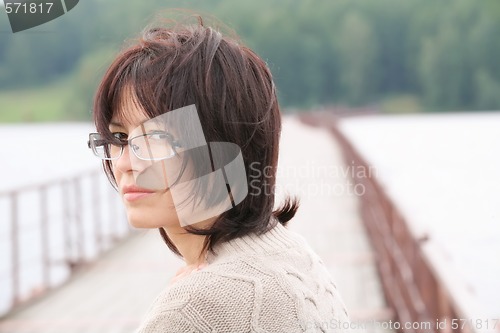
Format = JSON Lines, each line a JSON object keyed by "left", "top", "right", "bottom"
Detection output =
{"left": 1, "top": 0, "right": 499, "bottom": 117}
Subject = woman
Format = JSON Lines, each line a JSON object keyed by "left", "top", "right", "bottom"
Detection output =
{"left": 88, "top": 15, "right": 349, "bottom": 333}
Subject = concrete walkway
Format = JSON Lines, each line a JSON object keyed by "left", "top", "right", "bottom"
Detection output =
{"left": 0, "top": 117, "right": 391, "bottom": 333}
{"left": 277, "top": 118, "right": 392, "bottom": 330}
{"left": 0, "top": 231, "right": 184, "bottom": 333}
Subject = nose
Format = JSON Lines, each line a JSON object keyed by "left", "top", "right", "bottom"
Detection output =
{"left": 113, "top": 144, "right": 154, "bottom": 175}
{"left": 112, "top": 144, "right": 133, "bottom": 174}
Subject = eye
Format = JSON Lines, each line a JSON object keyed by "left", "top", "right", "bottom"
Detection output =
{"left": 111, "top": 132, "right": 128, "bottom": 144}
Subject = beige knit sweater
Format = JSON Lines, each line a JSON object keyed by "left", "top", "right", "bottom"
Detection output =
{"left": 136, "top": 221, "right": 350, "bottom": 333}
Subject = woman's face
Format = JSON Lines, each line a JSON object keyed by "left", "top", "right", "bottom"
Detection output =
{"left": 109, "top": 98, "right": 181, "bottom": 229}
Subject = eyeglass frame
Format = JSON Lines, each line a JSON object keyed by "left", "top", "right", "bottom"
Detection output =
{"left": 87, "top": 131, "right": 182, "bottom": 161}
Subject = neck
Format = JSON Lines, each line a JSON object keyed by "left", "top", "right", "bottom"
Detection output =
{"left": 162, "top": 220, "right": 213, "bottom": 266}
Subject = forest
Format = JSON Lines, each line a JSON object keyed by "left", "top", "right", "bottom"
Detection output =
{"left": 0, "top": 0, "right": 499, "bottom": 121}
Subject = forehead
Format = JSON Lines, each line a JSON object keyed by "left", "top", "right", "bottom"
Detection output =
{"left": 110, "top": 86, "right": 149, "bottom": 129}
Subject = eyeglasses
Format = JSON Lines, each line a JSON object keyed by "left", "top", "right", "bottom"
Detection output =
{"left": 88, "top": 131, "right": 182, "bottom": 161}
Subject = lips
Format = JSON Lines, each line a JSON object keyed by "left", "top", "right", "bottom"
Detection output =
{"left": 121, "top": 185, "right": 156, "bottom": 202}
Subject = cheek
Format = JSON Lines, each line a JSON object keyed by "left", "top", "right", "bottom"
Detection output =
{"left": 110, "top": 161, "right": 120, "bottom": 182}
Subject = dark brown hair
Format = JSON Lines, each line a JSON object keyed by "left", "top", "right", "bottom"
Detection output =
{"left": 93, "top": 15, "right": 298, "bottom": 260}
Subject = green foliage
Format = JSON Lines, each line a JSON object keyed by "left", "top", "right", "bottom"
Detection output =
{"left": 0, "top": 79, "right": 73, "bottom": 122}
{"left": 337, "top": 11, "right": 378, "bottom": 104}
{"left": 65, "top": 48, "right": 118, "bottom": 121}
{"left": 1, "top": 0, "right": 500, "bottom": 121}
{"left": 380, "top": 95, "right": 423, "bottom": 114}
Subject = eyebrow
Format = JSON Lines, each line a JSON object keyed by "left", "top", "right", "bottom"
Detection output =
{"left": 109, "top": 121, "right": 124, "bottom": 128}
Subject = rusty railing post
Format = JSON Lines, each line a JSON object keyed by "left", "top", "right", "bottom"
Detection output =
{"left": 10, "top": 191, "right": 20, "bottom": 308}
{"left": 40, "top": 185, "right": 50, "bottom": 290}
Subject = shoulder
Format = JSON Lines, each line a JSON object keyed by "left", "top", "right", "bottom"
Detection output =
{"left": 136, "top": 265, "right": 262, "bottom": 333}
{"left": 137, "top": 254, "right": 349, "bottom": 333}
{"left": 137, "top": 223, "right": 349, "bottom": 332}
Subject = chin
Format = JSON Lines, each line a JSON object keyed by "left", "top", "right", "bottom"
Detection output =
{"left": 126, "top": 214, "right": 150, "bottom": 229}
{"left": 125, "top": 207, "right": 180, "bottom": 229}
{"left": 124, "top": 208, "right": 153, "bottom": 228}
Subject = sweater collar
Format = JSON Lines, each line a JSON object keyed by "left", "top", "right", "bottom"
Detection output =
{"left": 205, "top": 221, "right": 303, "bottom": 264}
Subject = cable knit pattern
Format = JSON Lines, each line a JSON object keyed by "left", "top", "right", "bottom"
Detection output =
{"left": 136, "top": 222, "right": 350, "bottom": 333}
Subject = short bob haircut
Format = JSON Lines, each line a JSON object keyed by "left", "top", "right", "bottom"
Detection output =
{"left": 93, "top": 16, "right": 298, "bottom": 259}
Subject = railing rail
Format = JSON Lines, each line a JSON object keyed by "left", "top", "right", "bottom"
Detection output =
{"left": 0, "top": 168, "right": 130, "bottom": 317}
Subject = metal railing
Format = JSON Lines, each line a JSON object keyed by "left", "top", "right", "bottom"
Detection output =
{"left": 0, "top": 169, "right": 130, "bottom": 317}
{"left": 301, "top": 112, "right": 476, "bottom": 333}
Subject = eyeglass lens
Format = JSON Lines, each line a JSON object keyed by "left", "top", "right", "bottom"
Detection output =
{"left": 89, "top": 132, "right": 175, "bottom": 161}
